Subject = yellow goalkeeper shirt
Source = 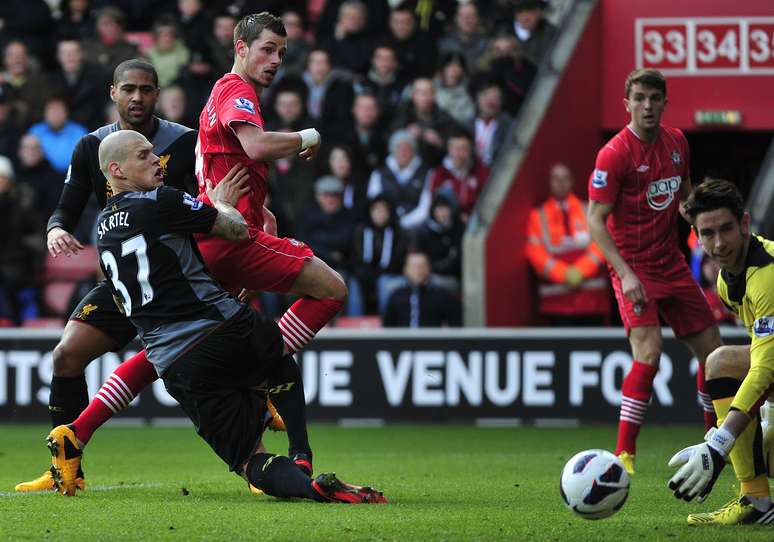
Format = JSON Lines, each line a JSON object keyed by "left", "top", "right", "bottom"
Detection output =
{"left": 717, "top": 234, "right": 774, "bottom": 414}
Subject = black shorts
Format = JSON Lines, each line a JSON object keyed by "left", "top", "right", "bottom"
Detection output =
{"left": 69, "top": 280, "right": 137, "bottom": 351}
{"left": 161, "top": 306, "right": 284, "bottom": 471}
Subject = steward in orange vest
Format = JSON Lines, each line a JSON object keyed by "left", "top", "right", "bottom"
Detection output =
{"left": 525, "top": 163, "right": 609, "bottom": 324}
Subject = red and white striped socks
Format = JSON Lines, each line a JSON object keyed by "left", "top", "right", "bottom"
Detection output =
{"left": 277, "top": 298, "right": 343, "bottom": 353}
{"left": 615, "top": 360, "right": 658, "bottom": 456}
{"left": 71, "top": 350, "right": 158, "bottom": 445}
{"left": 697, "top": 361, "right": 717, "bottom": 430}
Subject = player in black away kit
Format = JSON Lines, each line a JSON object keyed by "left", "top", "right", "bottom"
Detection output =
{"left": 47, "top": 129, "right": 386, "bottom": 504}
{"left": 17, "top": 60, "right": 311, "bottom": 494}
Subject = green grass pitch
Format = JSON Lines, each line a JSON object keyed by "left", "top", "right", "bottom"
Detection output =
{"left": 1, "top": 424, "right": 773, "bottom": 541}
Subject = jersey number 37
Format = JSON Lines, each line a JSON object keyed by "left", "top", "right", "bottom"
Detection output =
{"left": 100, "top": 234, "right": 155, "bottom": 316}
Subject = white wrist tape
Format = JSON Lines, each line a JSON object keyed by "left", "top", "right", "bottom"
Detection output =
{"left": 705, "top": 427, "right": 735, "bottom": 456}
{"left": 299, "top": 128, "right": 320, "bottom": 150}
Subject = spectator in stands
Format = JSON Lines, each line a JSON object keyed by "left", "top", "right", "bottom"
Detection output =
{"left": 428, "top": 130, "right": 488, "bottom": 221}
{"left": 56, "top": 0, "right": 96, "bottom": 41}
{"left": 383, "top": 251, "right": 461, "bottom": 327}
{"left": 508, "top": 0, "right": 558, "bottom": 66}
{"left": 176, "top": 0, "right": 212, "bottom": 52}
{"left": 355, "top": 44, "right": 406, "bottom": 119}
{"left": 16, "top": 134, "right": 62, "bottom": 220}
{"left": 265, "top": 87, "right": 317, "bottom": 223}
{"left": 0, "top": 155, "right": 43, "bottom": 325}
{"left": 28, "top": 95, "right": 87, "bottom": 173}
{"left": 438, "top": 2, "right": 491, "bottom": 76}
{"left": 412, "top": 191, "right": 465, "bottom": 293}
{"left": 475, "top": 34, "right": 536, "bottom": 116}
{"left": 208, "top": 11, "right": 237, "bottom": 77}
{"left": 390, "top": 77, "right": 462, "bottom": 166}
{"left": 173, "top": 44, "right": 217, "bottom": 125}
{"left": 2, "top": 41, "right": 49, "bottom": 128}
{"left": 525, "top": 162, "right": 609, "bottom": 326}
{"left": 472, "top": 81, "right": 513, "bottom": 167}
{"left": 0, "top": 84, "right": 23, "bottom": 160}
{"left": 350, "top": 195, "right": 408, "bottom": 315}
{"left": 279, "top": 10, "right": 311, "bottom": 76}
{"left": 158, "top": 85, "right": 194, "bottom": 128}
{"left": 146, "top": 16, "right": 190, "bottom": 88}
{"left": 383, "top": 3, "right": 437, "bottom": 80}
{"left": 295, "top": 176, "right": 355, "bottom": 276}
{"left": 434, "top": 52, "right": 476, "bottom": 127}
{"left": 329, "top": 92, "right": 387, "bottom": 176}
{"left": 295, "top": 48, "right": 354, "bottom": 138}
{"left": 83, "top": 7, "right": 140, "bottom": 69}
{"left": 316, "top": 0, "right": 389, "bottom": 43}
{"left": 0, "top": 1, "right": 55, "bottom": 70}
{"left": 367, "top": 130, "right": 432, "bottom": 230}
{"left": 325, "top": 144, "right": 369, "bottom": 220}
{"left": 319, "top": 0, "right": 374, "bottom": 77}
{"left": 49, "top": 39, "right": 107, "bottom": 131}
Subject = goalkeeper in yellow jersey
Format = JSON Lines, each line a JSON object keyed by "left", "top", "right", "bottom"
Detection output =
{"left": 666, "top": 178, "right": 774, "bottom": 525}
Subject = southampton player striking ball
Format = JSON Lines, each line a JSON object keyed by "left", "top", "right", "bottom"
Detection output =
{"left": 560, "top": 449, "right": 630, "bottom": 520}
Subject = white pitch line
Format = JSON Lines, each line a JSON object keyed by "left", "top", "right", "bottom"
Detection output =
{"left": 0, "top": 482, "right": 168, "bottom": 498}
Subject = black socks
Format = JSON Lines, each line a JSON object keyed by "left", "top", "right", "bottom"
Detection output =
{"left": 269, "top": 354, "right": 312, "bottom": 460}
{"left": 49, "top": 375, "right": 89, "bottom": 427}
{"left": 246, "top": 453, "right": 322, "bottom": 501}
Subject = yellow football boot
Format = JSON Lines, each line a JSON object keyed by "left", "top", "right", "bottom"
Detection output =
{"left": 266, "top": 398, "right": 286, "bottom": 432}
{"left": 687, "top": 496, "right": 774, "bottom": 525}
{"left": 47, "top": 425, "right": 83, "bottom": 496}
{"left": 14, "top": 469, "right": 85, "bottom": 493}
{"left": 618, "top": 451, "right": 635, "bottom": 475}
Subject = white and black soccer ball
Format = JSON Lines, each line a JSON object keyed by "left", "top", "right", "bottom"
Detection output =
{"left": 560, "top": 449, "right": 630, "bottom": 520}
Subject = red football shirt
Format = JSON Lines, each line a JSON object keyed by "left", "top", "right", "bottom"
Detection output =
{"left": 196, "top": 73, "right": 268, "bottom": 229}
{"left": 588, "top": 124, "right": 690, "bottom": 275}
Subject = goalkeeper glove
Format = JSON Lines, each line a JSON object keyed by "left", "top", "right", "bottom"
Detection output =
{"left": 667, "top": 427, "right": 734, "bottom": 502}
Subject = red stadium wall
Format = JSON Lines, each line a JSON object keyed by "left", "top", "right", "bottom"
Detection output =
{"left": 484, "top": 5, "right": 604, "bottom": 326}
{"left": 601, "top": 0, "right": 774, "bottom": 130}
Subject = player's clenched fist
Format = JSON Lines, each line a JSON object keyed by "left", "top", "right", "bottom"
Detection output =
{"left": 298, "top": 128, "right": 320, "bottom": 161}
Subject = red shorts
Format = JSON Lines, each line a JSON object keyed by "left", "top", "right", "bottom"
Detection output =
{"left": 195, "top": 230, "right": 314, "bottom": 296}
{"left": 610, "top": 263, "right": 715, "bottom": 337}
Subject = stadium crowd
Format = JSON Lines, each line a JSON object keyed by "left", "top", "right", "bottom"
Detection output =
{"left": 0, "top": 0, "right": 566, "bottom": 326}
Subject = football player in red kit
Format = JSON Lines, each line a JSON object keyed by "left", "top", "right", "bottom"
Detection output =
{"left": 587, "top": 68, "right": 722, "bottom": 474}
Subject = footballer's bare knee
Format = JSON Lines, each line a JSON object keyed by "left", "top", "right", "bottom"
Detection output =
{"left": 53, "top": 322, "right": 116, "bottom": 377}
{"left": 52, "top": 341, "right": 90, "bottom": 377}
{"left": 704, "top": 345, "right": 750, "bottom": 381}
{"left": 323, "top": 269, "right": 347, "bottom": 302}
{"left": 291, "top": 257, "right": 348, "bottom": 301}
{"left": 628, "top": 326, "right": 662, "bottom": 366}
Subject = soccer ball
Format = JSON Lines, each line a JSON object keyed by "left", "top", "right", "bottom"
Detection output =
{"left": 559, "top": 449, "right": 630, "bottom": 520}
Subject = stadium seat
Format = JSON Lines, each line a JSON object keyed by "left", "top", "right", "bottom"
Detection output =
{"left": 335, "top": 316, "right": 382, "bottom": 328}
{"left": 44, "top": 246, "right": 98, "bottom": 282}
{"left": 42, "top": 246, "right": 98, "bottom": 317}
{"left": 125, "top": 32, "right": 154, "bottom": 54}
{"left": 23, "top": 318, "right": 65, "bottom": 328}
{"left": 44, "top": 282, "right": 79, "bottom": 316}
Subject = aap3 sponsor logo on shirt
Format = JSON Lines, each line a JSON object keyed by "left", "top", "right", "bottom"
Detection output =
{"left": 753, "top": 316, "right": 774, "bottom": 338}
{"left": 646, "top": 176, "right": 681, "bottom": 211}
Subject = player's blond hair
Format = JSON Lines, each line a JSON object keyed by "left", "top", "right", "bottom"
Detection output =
{"left": 624, "top": 68, "right": 666, "bottom": 98}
